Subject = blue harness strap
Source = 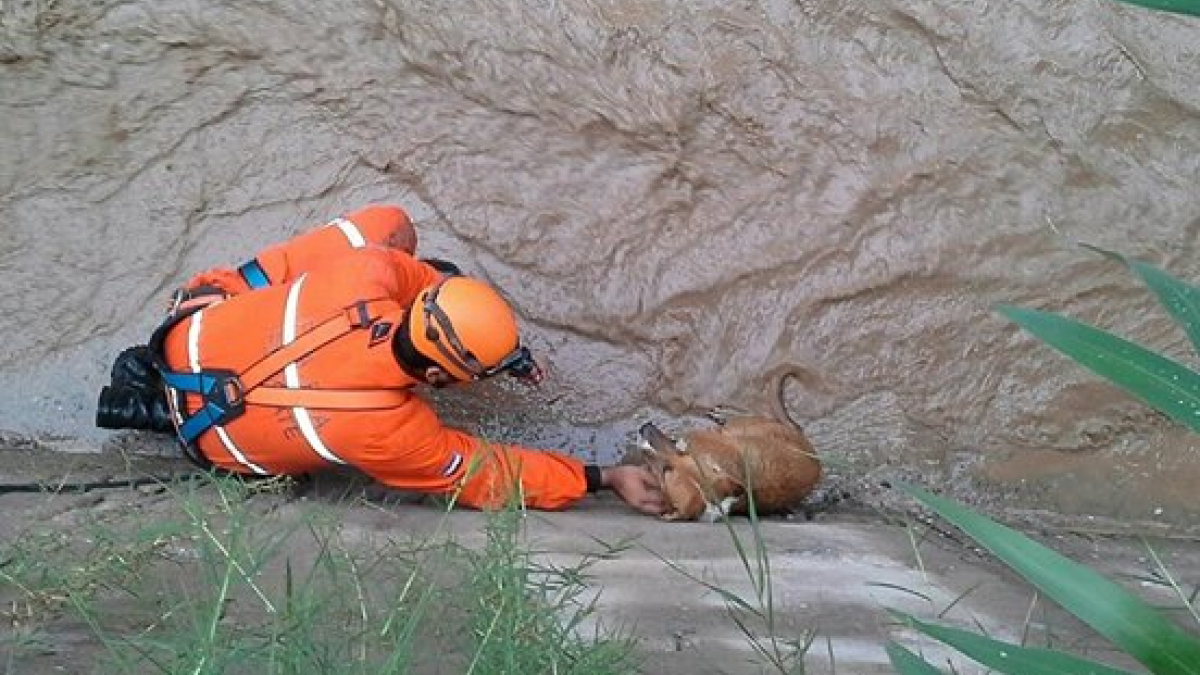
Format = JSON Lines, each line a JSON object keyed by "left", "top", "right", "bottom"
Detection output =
{"left": 146, "top": 289, "right": 234, "bottom": 469}
{"left": 158, "top": 368, "right": 244, "bottom": 445}
{"left": 238, "top": 259, "right": 271, "bottom": 289}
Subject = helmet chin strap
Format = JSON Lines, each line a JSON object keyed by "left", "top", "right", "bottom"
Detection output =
{"left": 393, "top": 312, "right": 447, "bottom": 381}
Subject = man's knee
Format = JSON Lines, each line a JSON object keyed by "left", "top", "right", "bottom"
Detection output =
{"left": 384, "top": 225, "right": 418, "bottom": 255}
{"left": 350, "top": 204, "right": 417, "bottom": 254}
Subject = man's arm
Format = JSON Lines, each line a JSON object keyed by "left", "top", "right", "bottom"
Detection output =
{"left": 351, "top": 398, "right": 662, "bottom": 513}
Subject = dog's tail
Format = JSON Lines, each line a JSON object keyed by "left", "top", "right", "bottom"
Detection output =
{"left": 764, "top": 364, "right": 809, "bottom": 432}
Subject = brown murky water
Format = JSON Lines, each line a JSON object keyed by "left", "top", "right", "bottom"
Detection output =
{"left": 2, "top": 0, "right": 1198, "bottom": 527}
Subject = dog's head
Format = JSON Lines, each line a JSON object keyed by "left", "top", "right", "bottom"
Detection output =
{"left": 638, "top": 423, "right": 745, "bottom": 521}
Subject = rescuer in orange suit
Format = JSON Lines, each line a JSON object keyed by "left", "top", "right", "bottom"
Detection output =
{"left": 96, "top": 204, "right": 665, "bottom": 514}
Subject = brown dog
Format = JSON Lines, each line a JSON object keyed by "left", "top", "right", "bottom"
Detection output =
{"left": 639, "top": 367, "right": 822, "bottom": 522}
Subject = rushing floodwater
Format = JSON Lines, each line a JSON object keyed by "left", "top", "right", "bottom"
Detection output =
{"left": 1, "top": 0, "right": 1198, "bottom": 526}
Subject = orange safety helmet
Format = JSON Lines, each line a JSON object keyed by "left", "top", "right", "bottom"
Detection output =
{"left": 407, "top": 277, "right": 539, "bottom": 382}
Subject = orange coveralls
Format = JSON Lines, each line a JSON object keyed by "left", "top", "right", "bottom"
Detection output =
{"left": 160, "top": 205, "right": 589, "bottom": 510}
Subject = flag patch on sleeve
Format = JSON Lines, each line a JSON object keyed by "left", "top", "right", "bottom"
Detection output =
{"left": 368, "top": 321, "right": 394, "bottom": 347}
{"left": 441, "top": 452, "right": 464, "bottom": 477}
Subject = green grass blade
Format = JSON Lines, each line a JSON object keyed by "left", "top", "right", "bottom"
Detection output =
{"left": 867, "top": 581, "right": 934, "bottom": 603}
{"left": 997, "top": 304, "right": 1200, "bottom": 433}
{"left": 885, "top": 641, "right": 946, "bottom": 675}
{"left": 903, "top": 485, "right": 1200, "bottom": 675}
{"left": 1082, "top": 244, "right": 1200, "bottom": 358}
{"left": 1106, "top": 0, "right": 1200, "bottom": 16}
{"left": 892, "top": 610, "right": 1140, "bottom": 675}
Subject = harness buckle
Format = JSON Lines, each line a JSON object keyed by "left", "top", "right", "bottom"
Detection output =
{"left": 207, "top": 370, "right": 247, "bottom": 416}
{"left": 219, "top": 377, "right": 245, "bottom": 408}
{"left": 347, "top": 301, "right": 375, "bottom": 328}
{"left": 167, "top": 288, "right": 184, "bottom": 315}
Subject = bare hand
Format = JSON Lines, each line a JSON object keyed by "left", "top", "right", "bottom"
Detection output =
{"left": 602, "top": 465, "right": 666, "bottom": 516}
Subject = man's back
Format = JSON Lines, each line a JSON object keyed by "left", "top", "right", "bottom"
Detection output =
{"left": 160, "top": 247, "right": 436, "bottom": 475}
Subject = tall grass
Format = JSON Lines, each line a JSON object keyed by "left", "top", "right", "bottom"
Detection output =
{"left": 455, "top": 505, "right": 637, "bottom": 675}
{"left": 0, "top": 474, "right": 637, "bottom": 674}
{"left": 887, "top": 0, "right": 1200, "bottom": 667}
{"left": 887, "top": 245, "right": 1200, "bottom": 674}
{"left": 1108, "top": 0, "right": 1200, "bottom": 16}
{"left": 887, "top": 484, "right": 1200, "bottom": 675}
{"left": 997, "top": 245, "right": 1200, "bottom": 435}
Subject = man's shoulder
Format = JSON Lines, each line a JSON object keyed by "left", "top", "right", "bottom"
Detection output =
{"left": 304, "top": 246, "right": 421, "bottom": 296}
{"left": 310, "top": 246, "right": 405, "bottom": 277}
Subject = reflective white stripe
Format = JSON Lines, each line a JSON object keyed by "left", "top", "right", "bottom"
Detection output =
{"left": 215, "top": 427, "right": 268, "bottom": 474}
{"left": 331, "top": 217, "right": 366, "bottom": 248}
{"left": 282, "top": 275, "right": 347, "bottom": 465}
{"left": 187, "top": 311, "right": 268, "bottom": 475}
{"left": 186, "top": 311, "right": 203, "bottom": 372}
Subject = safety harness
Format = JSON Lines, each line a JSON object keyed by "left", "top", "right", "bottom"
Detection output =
{"left": 148, "top": 287, "right": 409, "bottom": 470}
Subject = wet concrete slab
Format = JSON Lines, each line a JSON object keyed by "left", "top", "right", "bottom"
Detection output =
{"left": 494, "top": 500, "right": 1143, "bottom": 674}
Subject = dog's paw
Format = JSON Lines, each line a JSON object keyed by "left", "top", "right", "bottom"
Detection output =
{"left": 706, "top": 405, "right": 751, "bottom": 426}
{"left": 699, "top": 496, "right": 739, "bottom": 523}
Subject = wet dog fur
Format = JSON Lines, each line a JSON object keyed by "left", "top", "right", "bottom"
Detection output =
{"left": 640, "top": 366, "right": 822, "bottom": 522}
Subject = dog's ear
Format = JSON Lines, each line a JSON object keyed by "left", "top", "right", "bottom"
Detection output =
{"left": 639, "top": 422, "right": 682, "bottom": 455}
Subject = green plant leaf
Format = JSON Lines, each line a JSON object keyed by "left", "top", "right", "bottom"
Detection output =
{"left": 903, "top": 485, "right": 1200, "bottom": 675}
{"left": 997, "top": 304, "right": 1200, "bottom": 433}
{"left": 1081, "top": 244, "right": 1200, "bottom": 359}
{"left": 1107, "top": 0, "right": 1200, "bottom": 17}
{"left": 885, "top": 641, "right": 946, "bottom": 675}
{"left": 891, "top": 610, "right": 1139, "bottom": 675}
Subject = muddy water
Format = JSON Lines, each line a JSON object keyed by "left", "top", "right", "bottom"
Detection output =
{"left": 2, "top": 0, "right": 1198, "bottom": 527}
